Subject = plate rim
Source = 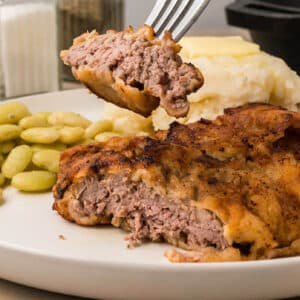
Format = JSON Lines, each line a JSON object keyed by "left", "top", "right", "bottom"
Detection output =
{"left": 1, "top": 237, "right": 300, "bottom": 271}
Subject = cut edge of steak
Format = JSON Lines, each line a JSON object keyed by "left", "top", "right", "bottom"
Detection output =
{"left": 56, "top": 175, "right": 228, "bottom": 251}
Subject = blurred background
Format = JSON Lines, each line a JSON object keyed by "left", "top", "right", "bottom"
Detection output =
{"left": 0, "top": 0, "right": 299, "bottom": 99}
{"left": 125, "top": 0, "right": 244, "bottom": 35}
{"left": 0, "top": 0, "right": 246, "bottom": 100}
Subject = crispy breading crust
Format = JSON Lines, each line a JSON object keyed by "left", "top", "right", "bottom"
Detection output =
{"left": 53, "top": 103, "right": 300, "bottom": 262}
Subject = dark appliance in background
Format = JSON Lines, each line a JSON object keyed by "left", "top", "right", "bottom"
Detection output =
{"left": 58, "top": 0, "right": 124, "bottom": 81}
{"left": 226, "top": 0, "right": 300, "bottom": 74}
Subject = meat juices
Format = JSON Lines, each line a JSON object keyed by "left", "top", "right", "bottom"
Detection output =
{"left": 61, "top": 25, "right": 203, "bottom": 117}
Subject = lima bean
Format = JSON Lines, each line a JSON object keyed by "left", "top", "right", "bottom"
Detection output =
{"left": 0, "top": 101, "right": 30, "bottom": 124}
{"left": 113, "top": 116, "right": 153, "bottom": 135}
{"left": 19, "top": 115, "right": 47, "bottom": 129}
{"left": 32, "top": 150, "right": 60, "bottom": 173}
{"left": 60, "top": 126, "right": 84, "bottom": 144}
{"left": 48, "top": 112, "right": 91, "bottom": 128}
{"left": 94, "top": 131, "right": 122, "bottom": 142}
{"left": 12, "top": 171, "right": 57, "bottom": 192}
{"left": 31, "top": 142, "right": 66, "bottom": 153}
{"left": 2, "top": 145, "right": 32, "bottom": 178}
{"left": 85, "top": 120, "right": 113, "bottom": 139}
{"left": 21, "top": 127, "right": 59, "bottom": 144}
{"left": 0, "top": 125, "right": 22, "bottom": 142}
{"left": 72, "top": 138, "right": 94, "bottom": 146}
{"left": 34, "top": 112, "right": 51, "bottom": 120}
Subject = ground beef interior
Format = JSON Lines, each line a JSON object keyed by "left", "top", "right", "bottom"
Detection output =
{"left": 68, "top": 176, "right": 228, "bottom": 250}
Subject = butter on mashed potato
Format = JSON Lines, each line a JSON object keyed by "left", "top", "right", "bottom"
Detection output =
{"left": 152, "top": 36, "right": 300, "bottom": 130}
{"left": 104, "top": 36, "right": 300, "bottom": 131}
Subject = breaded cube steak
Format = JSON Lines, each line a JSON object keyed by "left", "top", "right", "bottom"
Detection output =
{"left": 53, "top": 104, "right": 300, "bottom": 262}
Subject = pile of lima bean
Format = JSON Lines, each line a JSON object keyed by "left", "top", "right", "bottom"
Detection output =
{"left": 0, "top": 101, "right": 152, "bottom": 202}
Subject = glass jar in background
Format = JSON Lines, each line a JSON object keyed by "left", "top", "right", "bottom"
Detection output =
{"left": 57, "top": 0, "right": 124, "bottom": 81}
{"left": 0, "top": 0, "right": 59, "bottom": 100}
{"left": 0, "top": 0, "right": 124, "bottom": 99}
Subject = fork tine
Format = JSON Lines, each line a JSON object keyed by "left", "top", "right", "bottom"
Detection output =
{"left": 154, "top": 0, "right": 180, "bottom": 37}
{"left": 145, "top": 0, "right": 171, "bottom": 28}
{"left": 157, "top": 0, "right": 194, "bottom": 38}
{"left": 172, "top": 0, "right": 210, "bottom": 41}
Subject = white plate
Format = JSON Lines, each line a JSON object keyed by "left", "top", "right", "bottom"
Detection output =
{"left": 0, "top": 89, "right": 299, "bottom": 300}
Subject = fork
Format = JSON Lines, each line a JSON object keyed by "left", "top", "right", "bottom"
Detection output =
{"left": 145, "top": 0, "right": 211, "bottom": 42}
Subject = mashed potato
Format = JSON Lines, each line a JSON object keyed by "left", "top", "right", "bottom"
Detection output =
{"left": 104, "top": 36, "right": 300, "bottom": 131}
{"left": 103, "top": 102, "right": 153, "bottom": 135}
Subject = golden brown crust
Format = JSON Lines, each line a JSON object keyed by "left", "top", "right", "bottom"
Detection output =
{"left": 165, "top": 247, "right": 242, "bottom": 263}
{"left": 53, "top": 103, "right": 300, "bottom": 262}
{"left": 73, "top": 64, "right": 160, "bottom": 117}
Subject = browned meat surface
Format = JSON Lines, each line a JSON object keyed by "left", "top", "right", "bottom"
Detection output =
{"left": 53, "top": 103, "right": 300, "bottom": 262}
{"left": 60, "top": 25, "right": 203, "bottom": 117}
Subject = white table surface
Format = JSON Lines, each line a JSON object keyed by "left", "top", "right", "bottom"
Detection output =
{"left": 0, "top": 278, "right": 91, "bottom": 300}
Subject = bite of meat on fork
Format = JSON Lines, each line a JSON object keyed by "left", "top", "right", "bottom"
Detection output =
{"left": 60, "top": 25, "right": 203, "bottom": 118}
